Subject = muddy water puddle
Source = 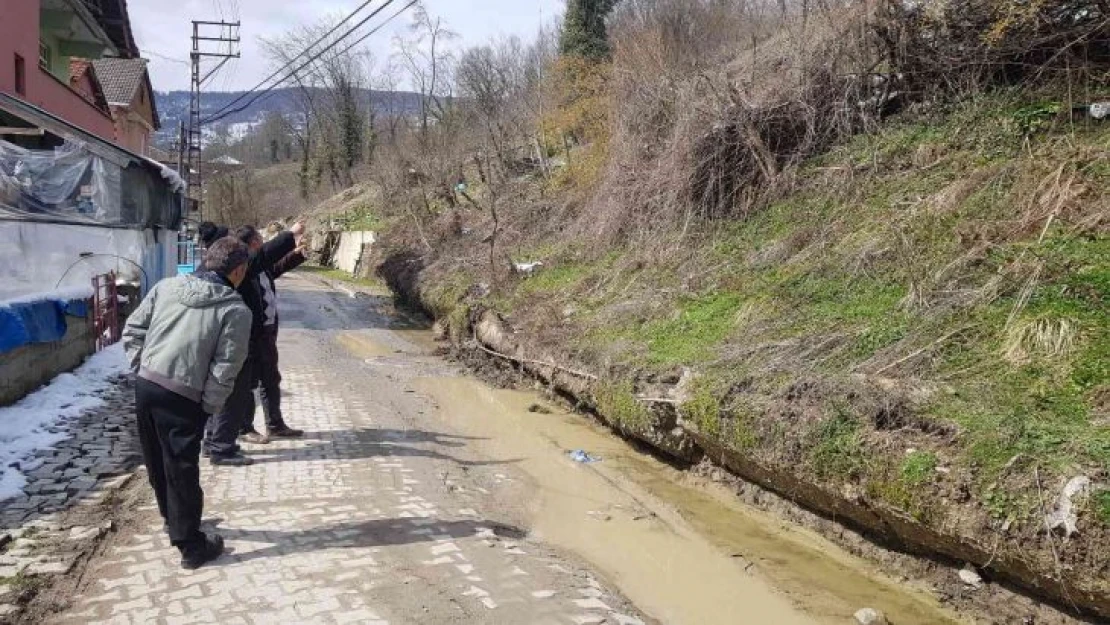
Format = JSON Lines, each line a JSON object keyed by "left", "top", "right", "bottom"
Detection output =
{"left": 342, "top": 327, "right": 959, "bottom": 624}
{"left": 413, "top": 376, "right": 963, "bottom": 625}
{"left": 336, "top": 329, "right": 437, "bottom": 358}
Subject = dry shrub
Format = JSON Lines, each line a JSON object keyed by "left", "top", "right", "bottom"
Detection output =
{"left": 570, "top": 0, "right": 1110, "bottom": 248}
{"left": 580, "top": 1, "right": 888, "bottom": 243}
{"left": 546, "top": 56, "right": 612, "bottom": 149}
{"left": 876, "top": 0, "right": 1110, "bottom": 95}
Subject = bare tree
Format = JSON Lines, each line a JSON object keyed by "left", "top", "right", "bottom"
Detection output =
{"left": 262, "top": 17, "right": 372, "bottom": 193}
{"left": 373, "top": 57, "right": 407, "bottom": 145}
{"left": 392, "top": 6, "right": 459, "bottom": 139}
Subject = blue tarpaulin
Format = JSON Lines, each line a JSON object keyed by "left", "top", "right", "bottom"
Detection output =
{"left": 0, "top": 296, "right": 88, "bottom": 354}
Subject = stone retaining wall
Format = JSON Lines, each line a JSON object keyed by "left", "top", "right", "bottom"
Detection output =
{"left": 0, "top": 312, "right": 95, "bottom": 407}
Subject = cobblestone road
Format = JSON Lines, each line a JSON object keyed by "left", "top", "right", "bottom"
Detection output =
{"left": 49, "top": 274, "right": 646, "bottom": 625}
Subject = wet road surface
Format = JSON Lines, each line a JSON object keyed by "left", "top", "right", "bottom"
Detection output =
{"left": 48, "top": 272, "right": 954, "bottom": 625}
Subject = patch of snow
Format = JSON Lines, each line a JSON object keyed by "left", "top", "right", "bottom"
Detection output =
{"left": 1045, "top": 475, "right": 1091, "bottom": 537}
{"left": 513, "top": 261, "right": 544, "bottom": 275}
{"left": 211, "top": 155, "right": 243, "bottom": 166}
{"left": 958, "top": 565, "right": 983, "bottom": 589}
{"left": 0, "top": 344, "right": 127, "bottom": 501}
{"left": 0, "top": 285, "right": 94, "bottom": 307}
{"left": 141, "top": 155, "right": 186, "bottom": 194}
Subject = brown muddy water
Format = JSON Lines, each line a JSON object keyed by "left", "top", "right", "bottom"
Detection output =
{"left": 343, "top": 328, "right": 964, "bottom": 625}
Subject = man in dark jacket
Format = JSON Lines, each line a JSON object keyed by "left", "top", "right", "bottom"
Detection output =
{"left": 201, "top": 224, "right": 300, "bottom": 465}
{"left": 238, "top": 224, "right": 308, "bottom": 442}
{"left": 123, "top": 237, "right": 252, "bottom": 569}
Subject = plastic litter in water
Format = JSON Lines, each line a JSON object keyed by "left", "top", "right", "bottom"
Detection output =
{"left": 569, "top": 449, "right": 601, "bottom": 463}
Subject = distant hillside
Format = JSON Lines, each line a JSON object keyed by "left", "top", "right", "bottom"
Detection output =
{"left": 154, "top": 88, "right": 424, "bottom": 146}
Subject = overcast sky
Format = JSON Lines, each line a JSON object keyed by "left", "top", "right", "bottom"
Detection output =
{"left": 129, "top": 0, "right": 565, "bottom": 92}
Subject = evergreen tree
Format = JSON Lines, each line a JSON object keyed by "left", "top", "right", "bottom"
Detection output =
{"left": 559, "top": 0, "right": 619, "bottom": 60}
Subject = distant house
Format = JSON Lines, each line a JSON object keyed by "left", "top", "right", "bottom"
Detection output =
{"left": 92, "top": 58, "right": 160, "bottom": 155}
{"left": 67, "top": 58, "right": 108, "bottom": 111}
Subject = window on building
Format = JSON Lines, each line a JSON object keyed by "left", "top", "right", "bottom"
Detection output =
{"left": 38, "top": 41, "right": 51, "bottom": 70}
{"left": 14, "top": 54, "right": 26, "bottom": 95}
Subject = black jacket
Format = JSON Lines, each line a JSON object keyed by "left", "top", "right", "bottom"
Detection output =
{"left": 240, "top": 232, "right": 297, "bottom": 343}
{"left": 260, "top": 249, "right": 307, "bottom": 328}
{"left": 197, "top": 232, "right": 296, "bottom": 344}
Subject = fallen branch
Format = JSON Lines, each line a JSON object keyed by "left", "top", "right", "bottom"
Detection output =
{"left": 471, "top": 338, "right": 599, "bottom": 381}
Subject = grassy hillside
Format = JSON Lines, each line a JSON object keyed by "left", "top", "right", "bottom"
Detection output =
{"left": 412, "top": 90, "right": 1109, "bottom": 515}
{"left": 365, "top": 90, "right": 1109, "bottom": 615}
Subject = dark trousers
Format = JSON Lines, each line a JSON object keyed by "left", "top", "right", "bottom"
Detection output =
{"left": 135, "top": 377, "right": 207, "bottom": 550}
{"left": 204, "top": 354, "right": 255, "bottom": 458}
{"left": 252, "top": 325, "right": 286, "bottom": 432}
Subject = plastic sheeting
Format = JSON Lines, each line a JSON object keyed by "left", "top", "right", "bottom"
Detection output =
{"left": 0, "top": 299, "right": 68, "bottom": 353}
{"left": 0, "top": 138, "right": 180, "bottom": 228}
{"left": 0, "top": 140, "right": 119, "bottom": 224}
{"left": 0, "top": 222, "right": 177, "bottom": 301}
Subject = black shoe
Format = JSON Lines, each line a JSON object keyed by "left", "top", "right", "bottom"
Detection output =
{"left": 210, "top": 453, "right": 253, "bottom": 466}
{"left": 181, "top": 534, "right": 225, "bottom": 570}
{"left": 268, "top": 426, "right": 304, "bottom": 439}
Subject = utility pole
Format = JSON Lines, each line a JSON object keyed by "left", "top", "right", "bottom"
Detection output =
{"left": 175, "top": 121, "right": 185, "bottom": 175}
{"left": 187, "top": 19, "right": 240, "bottom": 219}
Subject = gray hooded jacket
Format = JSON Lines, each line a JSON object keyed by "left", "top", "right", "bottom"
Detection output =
{"left": 123, "top": 273, "right": 252, "bottom": 415}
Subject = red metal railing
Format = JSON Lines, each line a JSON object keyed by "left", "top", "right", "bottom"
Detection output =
{"left": 92, "top": 272, "right": 120, "bottom": 350}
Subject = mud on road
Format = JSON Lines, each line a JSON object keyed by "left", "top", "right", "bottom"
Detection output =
{"left": 28, "top": 272, "right": 1007, "bottom": 624}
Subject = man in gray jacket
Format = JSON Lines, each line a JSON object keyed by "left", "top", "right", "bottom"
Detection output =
{"left": 123, "top": 237, "right": 252, "bottom": 569}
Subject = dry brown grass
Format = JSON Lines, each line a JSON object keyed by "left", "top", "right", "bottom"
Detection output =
{"left": 1002, "top": 316, "right": 1079, "bottom": 365}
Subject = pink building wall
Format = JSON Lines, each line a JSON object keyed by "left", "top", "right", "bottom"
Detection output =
{"left": 110, "top": 106, "right": 150, "bottom": 155}
{"left": 0, "top": 0, "right": 116, "bottom": 141}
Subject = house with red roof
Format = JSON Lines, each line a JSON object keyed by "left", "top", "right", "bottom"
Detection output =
{"left": 0, "top": 0, "right": 156, "bottom": 151}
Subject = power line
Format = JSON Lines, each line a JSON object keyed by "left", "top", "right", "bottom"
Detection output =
{"left": 203, "top": 0, "right": 418, "bottom": 126}
{"left": 332, "top": 0, "right": 418, "bottom": 61}
{"left": 202, "top": 0, "right": 390, "bottom": 123}
{"left": 147, "top": 50, "right": 189, "bottom": 65}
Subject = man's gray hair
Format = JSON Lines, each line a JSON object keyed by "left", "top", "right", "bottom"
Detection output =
{"left": 205, "top": 237, "right": 250, "bottom": 276}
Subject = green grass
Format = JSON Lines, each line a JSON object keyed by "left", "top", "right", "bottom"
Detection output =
{"left": 640, "top": 291, "right": 745, "bottom": 365}
{"left": 1095, "top": 490, "right": 1110, "bottom": 525}
{"left": 336, "top": 201, "right": 387, "bottom": 232}
{"left": 901, "top": 451, "right": 939, "bottom": 486}
{"left": 593, "top": 379, "right": 652, "bottom": 430}
{"left": 518, "top": 262, "right": 591, "bottom": 295}
{"left": 683, "top": 380, "right": 722, "bottom": 437}
{"left": 809, "top": 406, "right": 868, "bottom": 482}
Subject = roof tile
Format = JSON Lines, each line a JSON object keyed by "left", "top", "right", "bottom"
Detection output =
{"left": 90, "top": 58, "right": 147, "bottom": 105}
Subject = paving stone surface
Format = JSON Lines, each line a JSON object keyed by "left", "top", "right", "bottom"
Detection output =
{"left": 48, "top": 275, "right": 646, "bottom": 625}
{"left": 0, "top": 380, "right": 138, "bottom": 532}
{"left": 0, "top": 380, "right": 139, "bottom": 621}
